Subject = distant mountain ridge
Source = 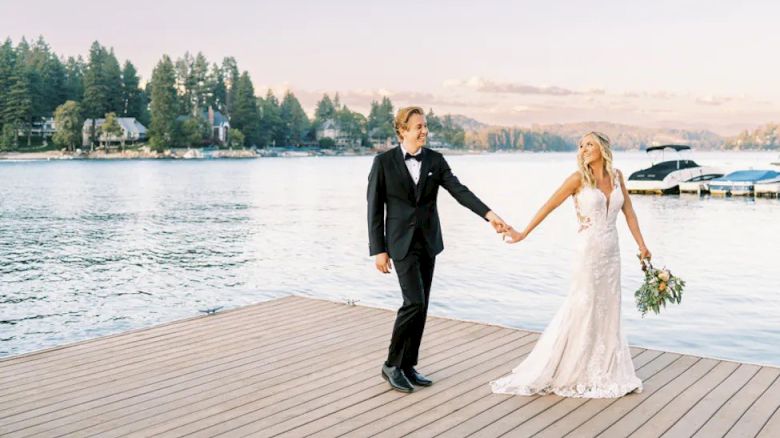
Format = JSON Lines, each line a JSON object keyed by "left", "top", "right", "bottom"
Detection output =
{"left": 446, "top": 116, "right": 733, "bottom": 151}
{"left": 447, "top": 115, "right": 489, "bottom": 131}
{"left": 724, "top": 123, "right": 780, "bottom": 150}
{"left": 529, "top": 121, "right": 724, "bottom": 151}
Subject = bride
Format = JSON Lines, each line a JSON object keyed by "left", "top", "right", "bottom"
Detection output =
{"left": 490, "top": 131, "right": 651, "bottom": 398}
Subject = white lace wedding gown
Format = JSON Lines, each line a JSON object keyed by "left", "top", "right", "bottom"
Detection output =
{"left": 490, "top": 174, "right": 642, "bottom": 398}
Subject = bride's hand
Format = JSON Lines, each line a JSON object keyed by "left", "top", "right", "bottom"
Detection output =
{"left": 639, "top": 246, "right": 651, "bottom": 260}
{"left": 503, "top": 227, "right": 526, "bottom": 244}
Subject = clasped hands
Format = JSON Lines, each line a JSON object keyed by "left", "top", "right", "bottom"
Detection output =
{"left": 486, "top": 211, "right": 526, "bottom": 244}
{"left": 375, "top": 210, "right": 526, "bottom": 274}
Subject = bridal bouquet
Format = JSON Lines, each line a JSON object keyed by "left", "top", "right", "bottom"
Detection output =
{"left": 635, "top": 256, "right": 685, "bottom": 317}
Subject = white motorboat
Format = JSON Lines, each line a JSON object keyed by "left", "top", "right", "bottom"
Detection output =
{"left": 627, "top": 145, "right": 723, "bottom": 194}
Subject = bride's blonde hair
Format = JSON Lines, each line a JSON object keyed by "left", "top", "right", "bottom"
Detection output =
{"left": 577, "top": 131, "right": 616, "bottom": 187}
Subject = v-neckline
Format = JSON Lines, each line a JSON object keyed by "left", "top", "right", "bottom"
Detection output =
{"left": 595, "top": 177, "right": 616, "bottom": 214}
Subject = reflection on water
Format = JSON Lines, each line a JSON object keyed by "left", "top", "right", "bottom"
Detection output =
{"left": 1, "top": 152, "right": 779, "bottom": 366}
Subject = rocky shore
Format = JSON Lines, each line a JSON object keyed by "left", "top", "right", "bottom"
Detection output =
{"left": 0, "top": 148, "right": 259, "bottom": 161}
{"left": 0, "top": 146, "right": 484, "bottom": 161}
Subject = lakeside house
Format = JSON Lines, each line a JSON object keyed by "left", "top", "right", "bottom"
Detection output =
{"left": 176, "top": 107, "right": 231, "bottom": 145}
{"left": 28, "top": 117, "right": 57, "bottom": 138}
{"left": 316, "top": 118, "right": 362, "bottom": 147}
{"left": 14, "top": 117, "right": 57, "bottom": 144}
{"left": 206, "top": 107, "right": 230, "bottom": 144}
{"left": 82, "top": 117, "right": 148, "bottom": 147}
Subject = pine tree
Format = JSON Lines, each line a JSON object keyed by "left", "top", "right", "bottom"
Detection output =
{"left": 279, "top": 91, "right": 310, "bottom": 146}
{"left": 426, "top": 108, "right": 442, "bottom": 133}
{"left": 190, "top": 52, "right": 210, "bottom": 111}
{"left": 440, "top": 115, "right": 465, "bottom": 147}
{"left": 367, "top": 97, "right": 394, "bottom": 143}
{"left": 337, "top": 105, "right": 368, "bottom": 146}
{"left": 221, "top": 57, "right": 239, "bottom": 116}
{"left": 208, "top": 63, "right": 227, "bottom": 113}
{"left": 333, "top": 93, "right": 341, "bottom": 110}
{"left": 174, "top": 52, "right": 194, "bottom": 115}
{"left": 15, "top": 36, "right": 66, "bottom": 145}
{"left": 28, "top": 37, "right": 66, "bottom": 121}
{"left": 259, "top": 89, "right": 282, "bottom": 148}
{"left": 0, "top": 38, "right": 16, "bottom": 127}
{"left": 82, "top": 42, "right": 111, "bottom": 148}
{"left": 63, "top": 56, "right": 85, "bottom": 102}
{"left": 230, "top": 71, "right": 259, "bottom": 146}
{"left": 149, "top": 55, "right": 178, "bottom": 152}
{"left": 103, "top": 48, "right": 124, "bottom": 114}
{"left": 314, "top": 94, "right": 336, "bottom": 127}
{"left": 121, "top": 61, "right": 144, "bottom": 120}
{"left": 4, "top": 72, "right": 32, "bottom": 147}
{"left": 0, "top": 38, "right": 18, "bottom": 146}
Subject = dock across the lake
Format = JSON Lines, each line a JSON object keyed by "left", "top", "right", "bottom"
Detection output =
{"left": 1, "top": 295, "right": 778, "bottom": 437}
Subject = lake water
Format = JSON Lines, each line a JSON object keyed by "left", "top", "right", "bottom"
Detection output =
{"left": 1, "top": 151, "right": 779, "bottom": 366}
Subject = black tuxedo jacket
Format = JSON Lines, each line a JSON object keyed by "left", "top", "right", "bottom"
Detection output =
{"left": 367, "top": 146, "right": 490, "bottom": 260}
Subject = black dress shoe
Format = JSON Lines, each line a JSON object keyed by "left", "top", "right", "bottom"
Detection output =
{"left": 403, "top": 367, "right": 433, "bottom": 386}
{"left": 381, "top": 364, "right": 414, "bottom": 393}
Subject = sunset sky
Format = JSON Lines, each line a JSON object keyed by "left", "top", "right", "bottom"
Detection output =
{"left": 2, "top": 0, "right": 779, "bottom": 135}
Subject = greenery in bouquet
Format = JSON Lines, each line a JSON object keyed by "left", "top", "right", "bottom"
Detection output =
{"left": 635, "top": 255, "right": 685, "bottom": 317}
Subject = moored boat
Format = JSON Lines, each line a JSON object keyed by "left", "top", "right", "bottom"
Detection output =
{"left": 627, "top": 145, "right": 723, "bottom": 194}
{"left": 709, "top": 170, "right": 780, "bottom": 196}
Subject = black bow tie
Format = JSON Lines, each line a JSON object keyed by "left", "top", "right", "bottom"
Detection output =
{"left": 404, "top": 153, "right": 422, "bottom": 162}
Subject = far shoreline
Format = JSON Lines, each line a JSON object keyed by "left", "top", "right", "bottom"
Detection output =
{"left": 1, "top": 147, "right": 776, "bottom": 162}
{"left": 0, "top": 146, "right": 490, "bottom": 161}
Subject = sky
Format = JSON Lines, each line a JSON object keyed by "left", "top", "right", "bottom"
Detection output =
{"left": 2, "top": 0, "right": 779, "bottom": 135}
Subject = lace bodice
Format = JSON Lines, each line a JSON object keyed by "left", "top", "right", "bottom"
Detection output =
{"left": 573, "top": 174, "right": 623, "bottom": 233}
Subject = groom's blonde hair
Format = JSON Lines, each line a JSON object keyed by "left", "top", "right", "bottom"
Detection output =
{"left": 394, "top": 106, "right": 425, "bottom": 140}
{"left": 577, "top": 131, "right": 617, "bottom": 187}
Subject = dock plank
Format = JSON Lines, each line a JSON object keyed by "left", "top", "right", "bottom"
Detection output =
{"left": 694, "top": 367, "right": 780, "bottom": 438}
{"left": 662, "top": 363, "right": 761, "bottom": 437}
{"left": 0, "top": 296, "right": 777, "bottom": 438}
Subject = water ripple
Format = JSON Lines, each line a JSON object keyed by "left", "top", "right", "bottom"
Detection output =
{"left": 1, "top": 153, "right": 778, "bottom": 366}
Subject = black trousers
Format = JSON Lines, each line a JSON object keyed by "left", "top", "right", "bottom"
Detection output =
{"left": 386, "top": 231, "right": 435, "bottom": 368}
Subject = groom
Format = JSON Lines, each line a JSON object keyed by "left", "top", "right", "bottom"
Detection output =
{"left": 367, "top": 106, "right": 507, "bottom": 393}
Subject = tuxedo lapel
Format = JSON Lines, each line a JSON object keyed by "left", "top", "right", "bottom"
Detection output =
{"left": 390, "top": 146, "right": 416, "bottom": 201}
{"left": 416, "top": 148, "right": 432, "bottom": 201}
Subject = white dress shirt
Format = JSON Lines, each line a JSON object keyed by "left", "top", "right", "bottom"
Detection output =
{"left": 400, "top": 144, "right": 422, "bottom": 185}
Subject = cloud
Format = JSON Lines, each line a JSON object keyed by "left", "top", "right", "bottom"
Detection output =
{"left": 444, "top": 76, "right": 581, "bottom": 96}
{"left": 478, "top": 81, "right": 578, "bottom": 96}
{"left": 648, "top": 90, "right": 677, "bottom": 100}
{"left": 695, "top": 95, "right": 732, "bottom": 106}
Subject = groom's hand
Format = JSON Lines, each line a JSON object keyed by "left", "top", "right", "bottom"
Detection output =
{"left": 485, "top": 211, "right": 508, "bottom": 233}
{"left": 375, "top": 252, "right": 393, "bottom": 274}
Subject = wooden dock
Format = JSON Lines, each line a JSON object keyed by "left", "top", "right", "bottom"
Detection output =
{"left": 1, "top": 295, "right": 778, "bottom": 437}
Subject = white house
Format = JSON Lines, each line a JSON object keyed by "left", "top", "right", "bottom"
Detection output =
{"left": 316, "top": 119, "right": 339, "bottom": 140}
{"left": 30, "top": 117, "right": 57, "bottom": 137}
{"left": 315, "top": 118, "right": 352, "bottom": 147}
{"left": 82, "top": 117, "right": 148, "bottom": 147}
{"left": 16, "top": 117, "right": 57, "bottom": 142}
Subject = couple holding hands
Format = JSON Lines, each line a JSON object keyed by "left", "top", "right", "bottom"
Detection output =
{"left": 367, "top": 106, "right": 650, "bottom": 398}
